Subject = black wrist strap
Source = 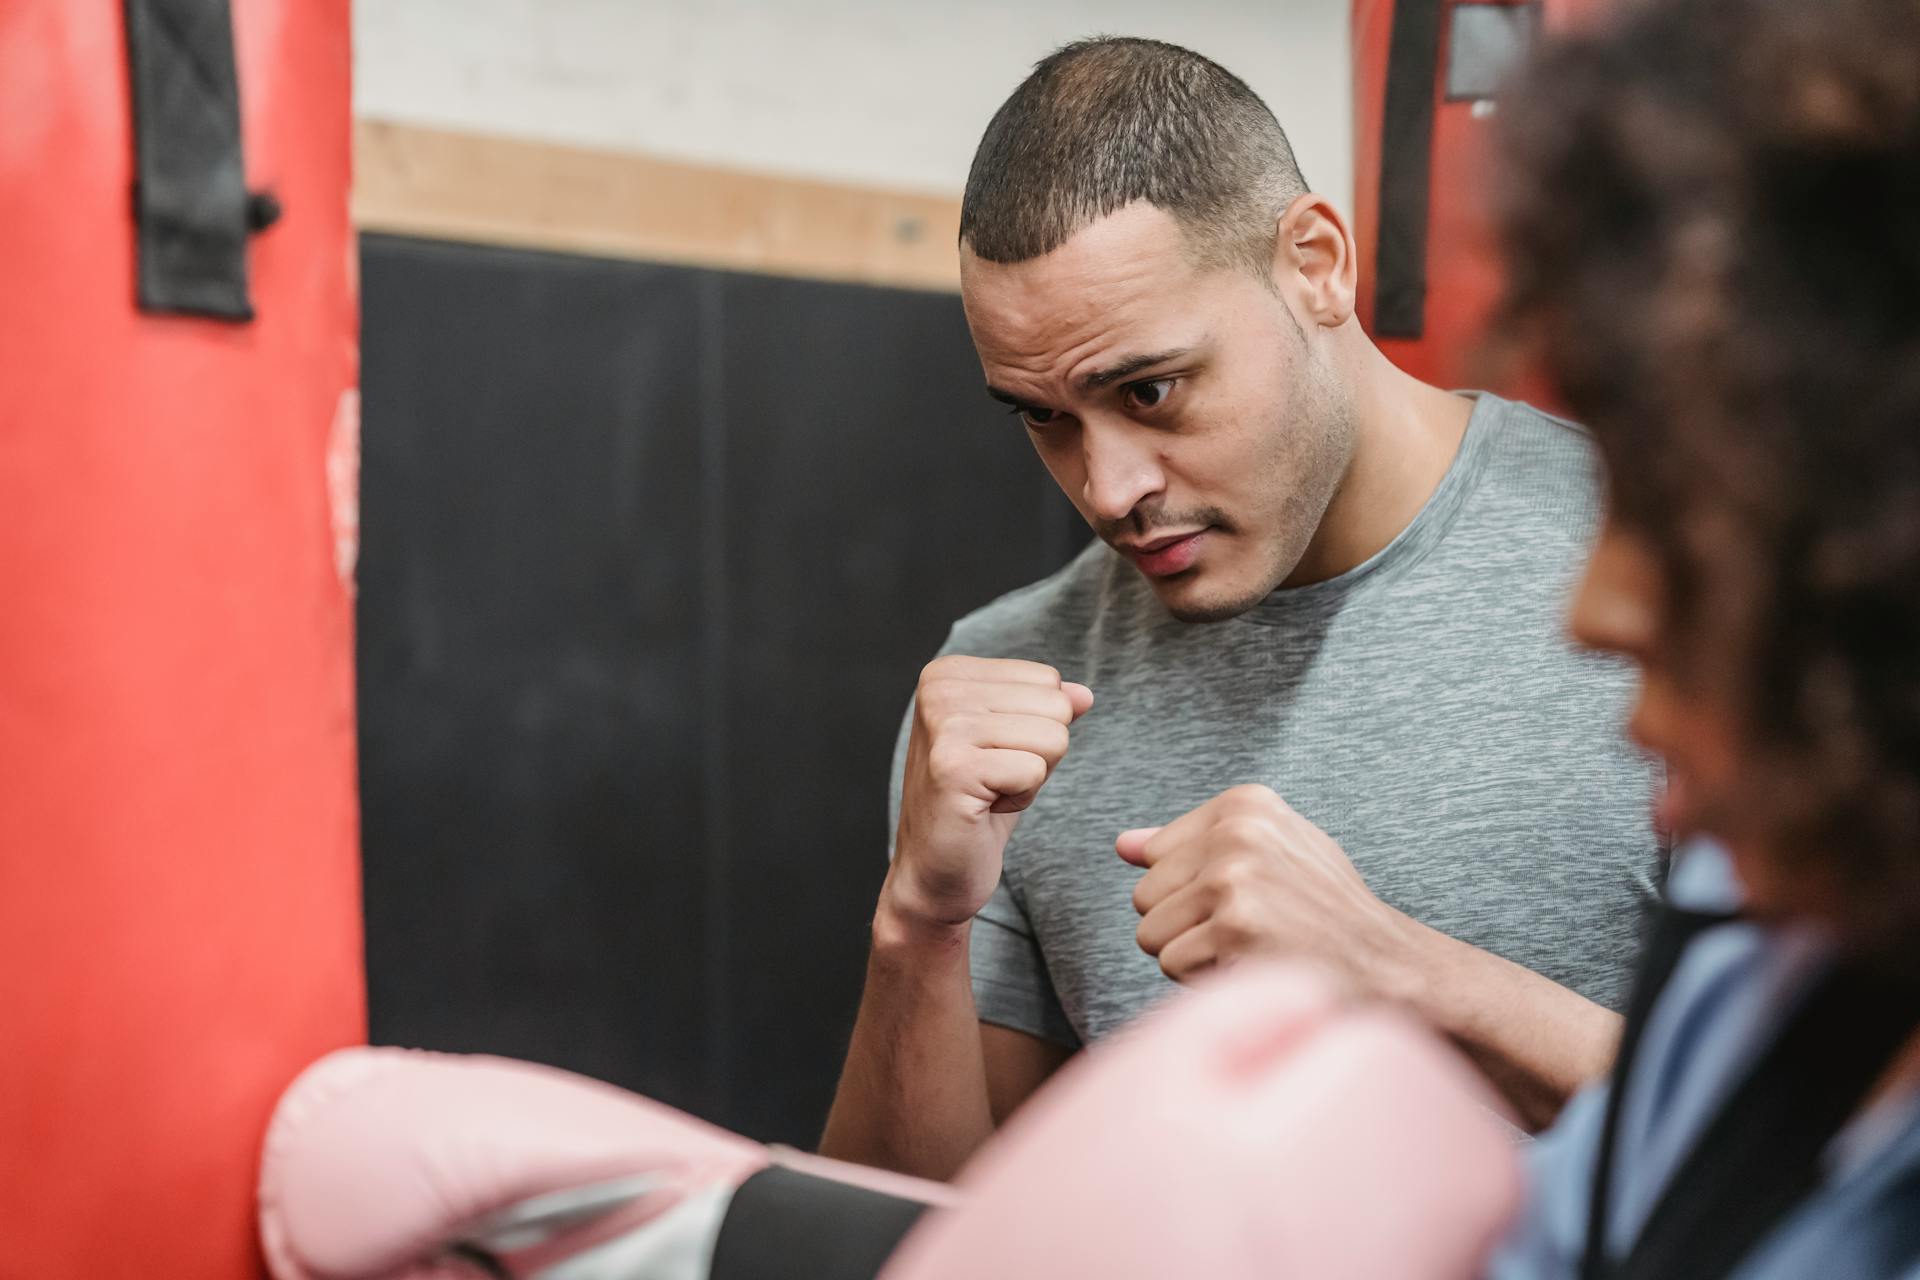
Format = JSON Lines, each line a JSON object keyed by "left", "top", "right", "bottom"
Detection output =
{"left": 707, "top": 1164, "right": 929, "bottom": 1280}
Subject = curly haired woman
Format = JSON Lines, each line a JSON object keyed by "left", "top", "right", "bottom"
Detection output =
{"left": 1489, "top": 0, "right": 1920, "bottom": 1274}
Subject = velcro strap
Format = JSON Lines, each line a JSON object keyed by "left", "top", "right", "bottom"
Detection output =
{"left": 124, "top": 0, "right": 256, "bottom": 319}
{"left": 708, "top": 1165, "right": 928, "bottom": 1280}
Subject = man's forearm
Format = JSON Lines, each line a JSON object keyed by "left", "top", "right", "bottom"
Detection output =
{"left": 818, "top": 887, "right": 993, "bottom": 1179}
{"left": 1391, "top": 921, "right": 1622, "bottom": 1131}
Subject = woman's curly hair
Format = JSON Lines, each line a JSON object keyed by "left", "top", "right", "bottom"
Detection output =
{"left": 1493, "top": 0, "right": 1920, "bottom": 957}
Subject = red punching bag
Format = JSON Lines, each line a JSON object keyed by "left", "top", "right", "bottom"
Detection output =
{"left": 1353, "top": 0, "right": 1604, "bottom": 390}
{"left": 0, "top": 2, "right": 363, "bottom": 1276}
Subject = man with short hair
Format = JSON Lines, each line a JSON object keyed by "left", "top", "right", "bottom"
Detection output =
{"left": 821, "top": 36, "right": 1658, "bottom": 1177}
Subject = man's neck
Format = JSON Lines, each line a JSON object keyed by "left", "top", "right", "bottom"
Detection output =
{"left": 1282, "top": 346, "right": 1474, "bottom": 588}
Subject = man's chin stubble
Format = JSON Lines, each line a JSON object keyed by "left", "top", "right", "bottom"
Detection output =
{"left": 1157, "top": 583, "right": 1271, "bottom": 625}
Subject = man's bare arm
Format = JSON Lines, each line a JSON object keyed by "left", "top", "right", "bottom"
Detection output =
{"left": 983, "top": 1024, "right": 1073, "bottom": 1124}
{"left": 818, "top": 896, "right": 1074, "bottom": 1176}
{"left": 1392, "top": 918, "right": 1621, "bottom": 1130}
{"left": 819, "top": 896, "right": 991, "bottom": 1178}
{"left": 820, "top": 657, "right": 1091, "bottom": 1176}
{"left": 1123, "top": 784, "right": 1621, "bottom": 1131}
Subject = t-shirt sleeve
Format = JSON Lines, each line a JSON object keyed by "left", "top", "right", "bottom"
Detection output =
{"left": 969, "top": 877, "right": 1080, "bottom": 1048}
{"left": 885, "top": 680, "right": 1079, "bottom": 1051}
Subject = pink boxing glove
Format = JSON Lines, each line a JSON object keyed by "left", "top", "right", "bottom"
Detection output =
{"left": 258, "top": 1047, "right": 954, "bottom": 1280}
{"left": 882, "top": 964, "right": 1523, "bottom": 1280}
{"left": 257, "top": 1048, "right": 765, "bottom": 1279}
{"left": 262, "top": 966, "right": 1516, "bottom": 1280}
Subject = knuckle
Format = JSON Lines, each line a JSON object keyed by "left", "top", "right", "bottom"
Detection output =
{"left": 1201, "top": 855, "right": 1249, "bottom": 897}
{"left": 926, "top": 742, "right": 969, "bottom": 786}
{"left": 915, "top": 681, "right": 956, "bottom": 724}
{"left": 1214, "top": 814, "right": 1276, "bottom": 852}
{"left": 1159, "top": 948, "right": 1189, "bottom": 981}
{"left": 1213, "top": 903, "right": 1255, "bottom": 945}
{"left": 1224, "top": 783, "right": 1281, "bottom": 811}
{"left": 1135, "top": 918, "right": 1162, "bottom": 956}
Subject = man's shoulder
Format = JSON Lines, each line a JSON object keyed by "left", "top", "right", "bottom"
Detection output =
{"left": 1472, "top": 393, "right": 1604, "bottom": 499}
{"left": 942, "top": 539, "right": 1136, "bottom": 662}
{"left": 1449, "top": 393, "right": 1609, "bottom": 554}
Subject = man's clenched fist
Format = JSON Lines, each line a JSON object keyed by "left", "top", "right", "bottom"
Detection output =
{"left": 886, "top": 656, "right": 1093, "bottom": 929}
{"left": 1118, "top": 785, "right": 1426, "bottom": 1001}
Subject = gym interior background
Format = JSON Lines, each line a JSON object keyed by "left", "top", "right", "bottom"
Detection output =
{"left": 351, "top": 0, "right": 1356, "bottom": 1147}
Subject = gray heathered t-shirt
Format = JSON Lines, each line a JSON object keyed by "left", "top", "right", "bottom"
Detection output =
{"left": 889, "top": 393, "right": 1662, "bottom": 1048}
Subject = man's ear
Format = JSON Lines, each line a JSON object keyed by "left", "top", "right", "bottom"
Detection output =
{"left": 1269, "top": 194, "right": 1357, "bottom": 329}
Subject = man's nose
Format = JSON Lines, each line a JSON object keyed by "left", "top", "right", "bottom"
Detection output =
{"left": 1080, "top": 421, "right": 1166, "bottom": 525}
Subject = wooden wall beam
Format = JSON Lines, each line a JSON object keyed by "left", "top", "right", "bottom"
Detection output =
{"left": 353, "top": 120, "right": 964, "bottom": 293}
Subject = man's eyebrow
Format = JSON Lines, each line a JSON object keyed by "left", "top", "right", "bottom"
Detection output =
{"left": 1077, "top": 348, "right": 1195, "bottom": 392}
{"left": 984, "top": 347, "right": 1197, "bottom": 406}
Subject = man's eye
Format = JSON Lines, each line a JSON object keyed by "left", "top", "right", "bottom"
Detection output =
{"left": 1126, "top": 378, "right": 1176, "bottom": 411}
{"left": 1010, "top": 404, "right": 1061, "bottom": 427}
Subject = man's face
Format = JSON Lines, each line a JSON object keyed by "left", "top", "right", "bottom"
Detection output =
{"left": 960, "top": 203, "right": 1354, "bottom": 623}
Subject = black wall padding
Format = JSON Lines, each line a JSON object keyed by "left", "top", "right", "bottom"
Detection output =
{"left": 358, "top": 234, "right": 1084, "bottom": 1143}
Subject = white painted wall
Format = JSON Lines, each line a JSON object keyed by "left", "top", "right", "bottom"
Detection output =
{"left": 354, "top": 0, "right": 1355, "bottom": 214}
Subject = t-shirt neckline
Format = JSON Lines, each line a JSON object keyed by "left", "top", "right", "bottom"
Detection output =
{"left": 1241, "top": 390, "right": 1500, "bottom": 624}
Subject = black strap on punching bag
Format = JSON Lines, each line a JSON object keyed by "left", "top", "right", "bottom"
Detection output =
{"left": 708, "top": 1164, "right": 929, "bottom": 1280}
{"left": 1374, "top": 0, "right": 1446, "bottom": 338}
{"left": 123, "top": 0, "right": 278, "bottom": 319}
{"left": 1584, "top": 908, "right": 1920, "bottom": 1280}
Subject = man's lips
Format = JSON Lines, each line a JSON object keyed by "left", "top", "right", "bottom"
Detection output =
{"left": 1118, "top": 529, "right": 1209, "bottom": 577}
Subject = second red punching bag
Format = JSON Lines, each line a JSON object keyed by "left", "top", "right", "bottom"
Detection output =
{"left": 0, "top": 1, "right": 363, "bottom": 1276}
{"left": 1352, "top": 0, "right": 1604, "bottom": 390}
